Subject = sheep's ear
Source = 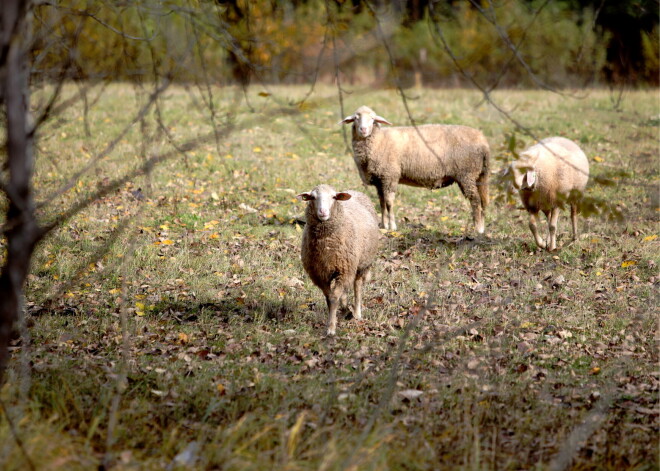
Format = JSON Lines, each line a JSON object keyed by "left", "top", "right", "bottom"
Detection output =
{"left": 338, "top": 115, "right": 355, "bottom": 125}
{"left": 522, "top": 170, "right": 537, "bottom": 189}
{"left": 374, "top": 115, "right": 393, "bottom": 125}
{"left": 297, "top": 192, "right": 314, "bottom": 201}
{"left": 334, "top": 192, "right": 352, "bottom": 201}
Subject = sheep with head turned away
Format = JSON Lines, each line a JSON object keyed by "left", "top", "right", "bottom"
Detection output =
{"left": 509, "top": 136, "right": 590, "bottom": 251}
{"left": 340, "top": 105, "right": 490, "bottom": 233}
{"left": 297, "top": 184, "right": 380, "bottom": 336}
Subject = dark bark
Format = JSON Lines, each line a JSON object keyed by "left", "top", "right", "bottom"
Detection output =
{"left": 0, "top": 0, "right": 41, "bottom": 384}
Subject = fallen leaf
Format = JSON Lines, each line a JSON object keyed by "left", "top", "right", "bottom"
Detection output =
{"left": 398, "top": 389, "right": 423, "bottom": 400}
{"left": 621, "top": 260, "right": 637, "bottom": 268}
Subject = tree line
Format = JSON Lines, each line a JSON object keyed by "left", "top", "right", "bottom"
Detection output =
{"left": 31, "top": 0, "right": 659, "bottom": 88}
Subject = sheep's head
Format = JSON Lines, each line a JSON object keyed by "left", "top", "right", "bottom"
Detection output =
{"left": 339, "top": 106, "right": 392, "bottom": 138}
{"left": 297, "top": 185, "right": 352, "bottom": 222}
{"left": 510, "top": 150, "right": 539, "bottom": 190}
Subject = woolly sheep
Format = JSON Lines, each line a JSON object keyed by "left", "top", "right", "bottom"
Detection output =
{"left": 340, "top": 106, "right": 490, "bottom": 233}
{"left": 297, "top": 184, "right": 380, "bottom": 336}
{"left": 509, "top": 136, "right": 590, "bottom": 251}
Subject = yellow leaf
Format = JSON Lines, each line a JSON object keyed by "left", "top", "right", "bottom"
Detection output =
{"left": 210, "top": 233, "right": 220, "bottom": 239}
{"left": 520, "top": 321, "right": 535, "bottom": 329}
{"left": 590, "top": 367, "right": 601, "bottom": 375}
{"left": 224, "top": 154, "right": 233, "bottom": 159}
{"left": 295, "top": 224, "right": 301, "bottom": 233}
{"left": 440, "top": 216, "right": 449, "bottom": 221}
{"left": 109, "top": 288, "right": 120, "bottom": 294}
{"left": 253, "top": 147, "right": 262, "bottom": 153}
{"left": 621, "top": 260, "right": 637, "bottom": 268}
{"left": 217, "top": 383, "right": 226, "bottom": 395}
{"left": 593, "top": 156, "right": 604, "bottom": 162}
{"left": 162, "top": 239, "right": 174, "bottom": 245}
{"left": 643, "top": 234, "right": 657, "bottom": 241}
{"left": 136, "top": 302, "right": 145, "bottom": 311}
{"left": 178, "top": 332, "right": 189, "bottom": 344}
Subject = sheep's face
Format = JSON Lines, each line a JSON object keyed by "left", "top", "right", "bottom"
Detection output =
{"left": 340, "top": 106, "right": 393, "bottom": 138}
{"left": 298, "top": 186, "right": 352, "bottom": 222}
{"left": 510, "top": 163, "right": 537, "bottom": 190}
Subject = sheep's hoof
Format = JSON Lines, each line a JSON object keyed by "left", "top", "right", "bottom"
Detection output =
{"left": 325, "top": 329, "right": 336, "bottom": 338}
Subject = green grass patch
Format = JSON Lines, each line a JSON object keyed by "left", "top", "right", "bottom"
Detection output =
{"left": 1, "top": 85, "right": 658, "bottom": 470}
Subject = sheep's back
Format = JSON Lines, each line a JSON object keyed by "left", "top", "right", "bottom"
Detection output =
{"left": 537, "top": 138, "right": 589, "bottom": 193}
{"left": 382, "top": 125, "right": 487, "bottom": 181}
{"left": 520, "top": 138, "right": 589, "bottom": 211}
{"left": 342, "top": 191, "right": 380, "bottom": 267}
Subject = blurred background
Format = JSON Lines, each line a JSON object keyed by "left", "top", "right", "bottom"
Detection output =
{"left": 32, "top": 0, "right": 659, "bottom": 89}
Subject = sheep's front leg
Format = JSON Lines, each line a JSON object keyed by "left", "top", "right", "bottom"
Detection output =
{"left": 570, "top": 202, "right": 579, "bottom": 241}
{"left": 384, "top": 191, "right": 397, "bottom": 231}
{"left": 325, "top": 283, "right": 346, "bottom": 336}
{"left": 547, "top": 207, "right": 560, "bottom": 251}
{"left": 528, "top": 211, "right": 546, "bottom": 249}
{"left": 325, "top": 294, "right": 339, "bottom": 336}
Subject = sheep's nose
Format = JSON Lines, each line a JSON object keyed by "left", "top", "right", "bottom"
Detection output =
{"left": 360, "top": 126, "right": 368, "bottom": 135}
{"left": 318, "top": 209, "right": 329, "bottom": 219}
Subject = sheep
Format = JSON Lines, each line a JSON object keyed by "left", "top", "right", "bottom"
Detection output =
{"left": 509, "top": 136, "right": 590, "bottom": 251}
{"left": 340, "top": 105, "right": 490, "bottom": 233}
{"left": 297, "top": 184, "right": 380, "bottom": 336}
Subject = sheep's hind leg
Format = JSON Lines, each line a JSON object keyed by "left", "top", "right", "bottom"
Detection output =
{"left": 528, "top": 211, "right": 546, "bottom": 249}
{"left": 458, "top": 181, "right": 484, "bottom": 234}
{"left": 384, "top": 191, "right": 397, "bottom": 231}
{"left": 570, "top": 202, "right": 579, "bottom": 241}
{"left": 547, "top": 207, "right": 560, "bottom": 251}
{"left": 353, "top": 268, "right": 371, "bottom": 321}
{"left": 376, "top": 185, "right": 389, "bottom": 230}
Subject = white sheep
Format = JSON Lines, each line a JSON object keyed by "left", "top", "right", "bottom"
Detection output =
{"left": 297, "top": 184, "right": 380, "bottom": 336}
{"left": 340, "top": 105, "right": 490, "bottom": 233}
{"left": 509, "top": 136, "right": 590, "bottom": 251}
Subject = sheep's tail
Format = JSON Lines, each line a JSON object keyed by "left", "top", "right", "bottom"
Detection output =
{"left": 477, "top": 147, "right": 490, "bottom": 208}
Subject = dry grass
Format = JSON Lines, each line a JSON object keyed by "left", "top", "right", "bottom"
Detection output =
{"left": 0, "top": 84, "right": 658, "bottom": 470}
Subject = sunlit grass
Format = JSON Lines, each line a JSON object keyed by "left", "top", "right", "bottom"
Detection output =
{"left": 0, "top": 84, "right": 657, "bottom": 469}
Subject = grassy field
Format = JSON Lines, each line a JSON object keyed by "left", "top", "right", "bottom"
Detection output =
{"left": 1, "top": 84, "right": 658, "bottom": 470}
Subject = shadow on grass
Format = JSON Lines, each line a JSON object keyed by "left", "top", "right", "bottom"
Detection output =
{"left": 148, "top": 295, "right": 302, "bottom": 324}
{"left": 386, "top": 224, "right": 517, "bottom": 255}
{"left": 26, "top": 292, "right": 303, "bottom": 325}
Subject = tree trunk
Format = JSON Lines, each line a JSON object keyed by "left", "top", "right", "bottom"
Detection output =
{"left": 0, "top": 0, "right": 40, "bottom": 384}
